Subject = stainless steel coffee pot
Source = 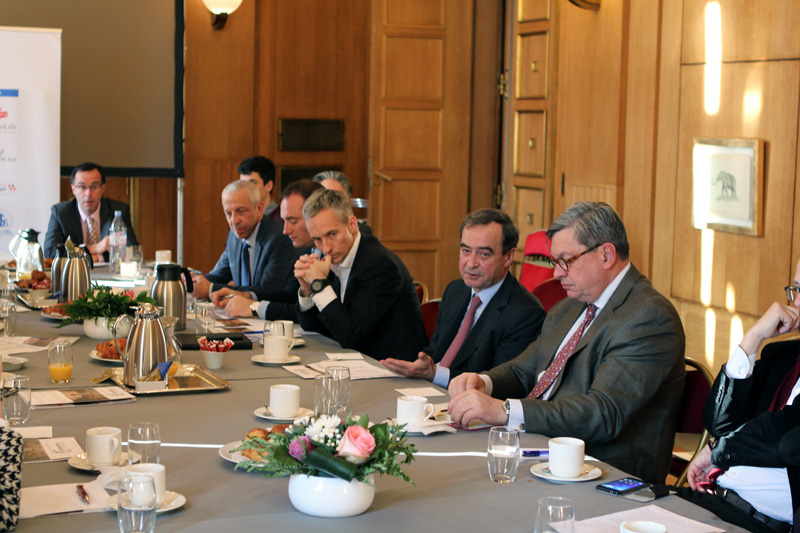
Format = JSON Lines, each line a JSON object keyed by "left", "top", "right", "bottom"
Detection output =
{"left": 50, "top": 244, "right": 68, "bottom": 297}
{"left": 113, "top": 302, "right": 169, "bottom": 387}
{"left": 150, "top": 264, "right": 193, "bottom": 331}
{"left": 59, "top": 249, "right": 91, "bottom": 303}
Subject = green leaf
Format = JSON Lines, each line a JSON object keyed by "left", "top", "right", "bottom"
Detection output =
{"left": 304, "top": 448, "right": 358, "bottom": 481}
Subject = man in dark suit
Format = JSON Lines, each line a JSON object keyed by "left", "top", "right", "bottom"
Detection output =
{"left": 192, "top": 180, "right": 294, "bottom": 301}
{"left": 380, "top": 209, "right": 545, "bottom": 386}
{"left": 212, "top": 179, "right": 324, "bottom": 320}
{"left": 448, "top": 201, "right": 685, "bottom": 484}
{"left": 44, "top": 162, "right": 138, "bottom": 261}
{"left": 681, "top": 262, "right": 800, "bottom": 532}
{"left": 294, "top": 189, "right": 427, "bottom": 361}
{"left": 238, "top": 156, "right": 282, "bottom": 223}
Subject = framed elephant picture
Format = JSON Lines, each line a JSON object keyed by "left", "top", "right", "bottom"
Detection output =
{"left": 691, "top": 138, "right": 764, "bottom": 236}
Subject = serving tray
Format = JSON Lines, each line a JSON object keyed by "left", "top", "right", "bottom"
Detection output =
{"left": 108, "top": 364, "right": 230, "bottom": 395}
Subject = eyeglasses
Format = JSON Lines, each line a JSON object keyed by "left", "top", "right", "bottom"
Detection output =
{"left": 72, "top": 183, "right": 103, "bottom": 192}
{"left": 548, "top": 244, "right": 601, "bottom": 272}
{"left": 785, "top": 285, "right": 800, "bottom": 303}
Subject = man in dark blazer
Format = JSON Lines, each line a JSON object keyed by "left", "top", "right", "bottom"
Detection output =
{"left": 294, "top": 189, "right": 427, "bottom": 361}
{"left": 381, "top": 209, "right": 545, "bottom": 386}
{"left": 193, "top": 180, "right": 294, "bottom": 301}
{"left": 682, "top": 264, "right": 800, "bottom": 532}
{"left": 449, "top": 201, "right": 685, "bottom": 484}
{"left": 44, "top": 162, "right": 138, "bottom": 261}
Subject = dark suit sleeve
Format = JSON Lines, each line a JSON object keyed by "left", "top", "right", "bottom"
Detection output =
{"left": 44, "top": 205, "right": 67, "bottom": 258}
{"left": 249, "top": 236, "right": 296, "bottom": 301}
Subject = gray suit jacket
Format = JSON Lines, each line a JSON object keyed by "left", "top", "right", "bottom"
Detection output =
{"left": 486, "top": 264, "right": 685, "bottom": 483}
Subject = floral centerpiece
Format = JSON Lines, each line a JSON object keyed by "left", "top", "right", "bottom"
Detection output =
{"left": 235, "top": 414, "right": 415, "bottom": 517}
{"left": 56, "top": 285, "right": 156, "bottom": 337}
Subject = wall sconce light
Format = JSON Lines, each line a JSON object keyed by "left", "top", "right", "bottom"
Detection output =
{"left": 202, "top": 0, "right": 243, "bottom": 30}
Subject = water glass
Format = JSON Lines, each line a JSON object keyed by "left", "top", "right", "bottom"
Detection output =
{"left": 0, "top": 302, "right": 16, "bottom": 337}
{"left": 487, "top": 426, "right": 520, "bottom": 483}
{"left": 128, "top": 422, "right": 161, "bottom": 464}
{"left": 117, "top": 475, "right": 157, "bottom": 533}
{"left": 48, "top": 340, "right": 73, "bottom": 384}
{"left": 314, "top": 375, "right": 336, "bottom": 416}
{"left": 196, "top": 302, "right": 215, "bottom": 334}
{"left": 534, "top": 496, "right": 575, "bottom": 533}
{"left": 126, "top": 245, "right": 144, "bottom": 268}
{"left": 326, "top": 366, "right": 351, "bottom": 414}
{"left": 263, "top": 320, "right": 289, "bottom": 339}
{"left": 2, "top": 375, "right": 31, "bottom": 425}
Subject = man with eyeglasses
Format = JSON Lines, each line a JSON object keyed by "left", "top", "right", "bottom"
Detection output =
{"left": 44, "top": 162, "right": 138, "bottom": 261}
{"left": 448, "top": 201, "right": 685, "bottom": 484}
{"left": 678, "top": 262, "right": 800, "bottom": 533}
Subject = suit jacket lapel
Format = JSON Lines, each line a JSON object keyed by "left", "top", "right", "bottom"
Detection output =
{"left": 435, "top": 283, "right": 471, "bottom": 360}
{"left": 65, "top": 200, "right": 84, "bottom": 243}
{"left": 98, "top": 199, "right": 112, "bottom": 238}
{"left": 230, "top": 233, "right": 243, "bottom": 285}
{"left": 340, "top": 234, "right": 368, "bottom": 307}
{"left": 251, "top": 222, "right": 269, "bottom": 272}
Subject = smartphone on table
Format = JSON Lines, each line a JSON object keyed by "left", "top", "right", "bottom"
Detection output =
{"left": 595, "top": 477, "right": 650, "bottom": 496}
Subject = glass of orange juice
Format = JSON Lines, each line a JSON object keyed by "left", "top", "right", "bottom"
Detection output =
{"left": 48, "top": 340, "right": 73, "bottom": 384}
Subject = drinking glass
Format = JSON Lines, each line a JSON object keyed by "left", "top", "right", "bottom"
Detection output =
{"left": 195, "top": 302, "right": 215, "bottom": 334}
{"left": 263, "top": 320, "right": 289, "bottom": 339}
{"left": 534, "top": 496, "right": 575, "bottom": 533}
{"left": 0, "top": 302, "right": 16, "bottom": 337}
{"left": 2, "top": 375, "right": 31, "bottom": 425}
{"left": 117, "top": 475, "right": 157, "bottom": 533}
{"left": 128, "top": 422, "right": 161, "bottom": 465}
{"left": 487, "top": 426, "right": 520, "bottom": 483}
{"left": 48, "top": 340, "right": 73, "bottom": 384}
{"left": 314, "top": 375, "right": 336, "bottom": 416}
{"left": 326, "top": 366, "right": 351, "bottom": 415}
{"left": 126, "top": 245, "right": 144, "bottom": 269}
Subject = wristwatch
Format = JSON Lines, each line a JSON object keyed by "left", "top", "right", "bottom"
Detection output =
{"left": 250, "top": 301, "right": 259, "bottom": 317}
{"left": 310, "top": 279, "right": 330, "bottom": 295}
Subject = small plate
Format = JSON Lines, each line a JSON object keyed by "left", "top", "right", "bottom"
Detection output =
{"left": 89, "top": 350, "right": 124, "bottom": 366}
{"left": 254, "top": 406, "right": 314, "bottom": 422}
{"left": 250, "top": 354, "right": 301, "bottom": 366}
{"left": 530, "top": 462, "right": 602, "bottom": 483}
{"left": 68, "top": 452, "right": 129, "bottom": 472}
{"left": 219, "top": 440, "right": 268, "bottom": 466}
{"left": 41, "top": 310, "right": 68, "bottom": 321}
{"left": 1, "top": 355, "right": 27, "bottom": 371}
{"left": 106, "top": 490, "right": 186, "bottom": 513}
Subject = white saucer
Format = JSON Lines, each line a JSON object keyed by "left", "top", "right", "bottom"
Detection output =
{"left": 106, "top": 490, "right": 186, "bottom": 513}
{"left": 1, "top": 355, "right": 27, "bottom": 371}
{"left": 260, "top": 338, "right": 305, "bottom": 347}
{"left": 89, "top": 350, "right": 124, "bottom": 365}
{"left": 250, "top": 354, "right": 301, "bottom": 366}
{"left": 68, "top": 452, "right": 129, "bottom": 472}
{"left": 254, "top": 406, "right": 314, "bottom": 422}
{"left": 530, "top": 462, "right": 602, "bottom": 483}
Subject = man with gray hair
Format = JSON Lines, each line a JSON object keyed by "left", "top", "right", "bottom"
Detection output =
{"left": 448, "top": 201, "right": 685, "bottom": 484}
{"left": 312, "top": 170, "right": 353, "bottom": 200}
{"left": 294, "top": 189, "right": 427, "bottom": 361}
{"left": 193, "top": 180, "right": 294, "bottom": 300}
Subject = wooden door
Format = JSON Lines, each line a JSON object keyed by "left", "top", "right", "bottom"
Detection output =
{"left": 367, "top": 0, "right": 474, "bottom": 298}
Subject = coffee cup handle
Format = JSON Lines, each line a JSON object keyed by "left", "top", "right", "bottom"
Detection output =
{"left": 424, "top": 403, "right": 434, "bottom": 420}
{"left": 287, "top": 338, "right": 295, "bottom": 350}
{"left": 110, "top": 436, "right": 121, "bottom": 459}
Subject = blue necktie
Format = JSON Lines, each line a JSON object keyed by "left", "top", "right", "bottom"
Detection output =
{"left": 240, "top": 241, "right": 251, "bottom": 286}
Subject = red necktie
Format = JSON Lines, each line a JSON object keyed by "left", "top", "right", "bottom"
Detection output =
{"left": 769, "top": 356, "right": 800, "bottom": 412}
{"left": 439, "top": 295, "right": 481, "bottom": 368}
{"left": 529, "top": 304, "right": 597, "bottom": 399}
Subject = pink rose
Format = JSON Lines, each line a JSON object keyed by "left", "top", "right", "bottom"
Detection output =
{"left": 289, "top": 435, "right": 312, "bottom": 461}
{"left": 337, "top": 425, "right": 375, "bottom": 465}
{"left": 123, "top": 290, "right": 135, "bottom": 299}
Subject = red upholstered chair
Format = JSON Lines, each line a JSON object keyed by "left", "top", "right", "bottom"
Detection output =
{"left": 414, "top": 280, "right": 429, "bottom": 304}
{"left": 670, "top": 357, "right": 714, "bottom": 486}
{"left": 420, "top": 299, "right": 440, "bottom": 344}
{"left": 530, "top": 278, "right": 568, "bottom": 312}
{"left": 519, "top": 230, "right": 555, "bottom": 292}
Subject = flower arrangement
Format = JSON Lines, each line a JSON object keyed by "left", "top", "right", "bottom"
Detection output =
{"left": 236, "top": 414, "right": 416, "bottom": 484}
{"left": 56, "top": 284, "right": 156, "bottom": 328}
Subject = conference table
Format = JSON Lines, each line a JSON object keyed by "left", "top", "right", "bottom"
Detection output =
{"left": 9, "top": 292, "right": 745, "bottom": 532}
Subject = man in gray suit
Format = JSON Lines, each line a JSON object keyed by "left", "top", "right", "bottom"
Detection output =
{"left": 449, "top": 201, "right": 685, "bottom": 483}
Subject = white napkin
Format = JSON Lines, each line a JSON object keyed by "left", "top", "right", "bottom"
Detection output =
{"left": 19, "top": 480, "right": 109, "bottom": 518}
{"left": 407, "top": 420, "right": 457, "bottom": 435}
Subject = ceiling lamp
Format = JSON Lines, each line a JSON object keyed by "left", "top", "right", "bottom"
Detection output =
{"left": 202, "top": 0, "right": 243, "bottom": 30}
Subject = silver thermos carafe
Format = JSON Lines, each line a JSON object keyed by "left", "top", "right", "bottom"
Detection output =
{"left": 113, "top": 303, "right": 169, "bottom": 387}
{"left": 50, "top": 244, "right": 67, "bottom": 298}
{"left": 59, "top": 249, "right": 91, "bottom": 303}
{"left": 150, "top": 264, "right": 193, "bottom": 331}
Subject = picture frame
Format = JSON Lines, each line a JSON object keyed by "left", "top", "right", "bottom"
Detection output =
{"left": 691, "top": 138, "right": 764, "bottom": 236}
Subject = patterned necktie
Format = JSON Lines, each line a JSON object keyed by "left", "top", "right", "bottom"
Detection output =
{"left": 439, "top": 294, "right": 482, "bottom": 368}
{"left": 86, "top": 217, "right": 98, "bottom": 246}
{"left": 240, "top": 241, "right": 251, "bottom": 286}
{"left": 528, "top": 303, "right": 597, "bottom": 399}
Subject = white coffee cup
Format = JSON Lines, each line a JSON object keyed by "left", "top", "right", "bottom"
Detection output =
{"left": 263, "top": 336, "right": 295, "bottom": 363}
{"left": 126, "top": 463, "right": 166, "bottom": 505}
{"left": 620, "top": 521, "right": 667, "bottom": 533}
{"left": 269, "top": 384, "right": 300, "bottom": 419}
{"left": 397, "top": 396, "right": 435, "bottom": 426}
{"left": 155, "top": 250, "right": 172, "bottom": 265}
{"left": 86, "top": 426, "right": 122, "bottom": 466}
{"left": 548, "top": 437, "right": 585, "bottom": 478}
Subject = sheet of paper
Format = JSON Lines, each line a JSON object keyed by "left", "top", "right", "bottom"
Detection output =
{"left": 572, "top": 504, "right": 725, "bottom": 533}
{"left": 0, "top": 335, "right": 80, "bottom": 354}
{"left": 395, "top": 386, "right": 445, "bottom": 397}
{"left": 23, "top": 437, "right": 84, "bottom": 463}
{"left": 20, "top": 480, "right": 109, "bottom": 518}
{"left": 326, "top": 352, "right": 364, "bottom": 360}
{"left": 283, "top": 365, "right": 324, "bottom": 379}
{"left": 32, "top": 386, "right": 136, "bottom": 408}
{"left": 308, "top": 360, "right": 396, "bottom": 380}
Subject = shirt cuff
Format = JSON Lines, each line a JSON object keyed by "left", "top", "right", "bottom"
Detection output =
{"left": 506, "top": 399, "right": 525, "bottom": 430}
{"left": 479, "top": 374, "right": 493, "bottom": 396}
{"left": 298, "top": 289, "right": 314, "bottom": 311}
{"left": 311, "top": 285, "right": 337, "bottom": 311}
{"left": 432, "top": 365, "right": 450, "bottom": 388}
{"left": 247, "top": 291, "right": 257, "bottom": 300}
{"left": 257, "top": 301, "right": 269, "bottom": 319}
{"left": 724, "top": 345, "right": 756, "bottom": 379}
